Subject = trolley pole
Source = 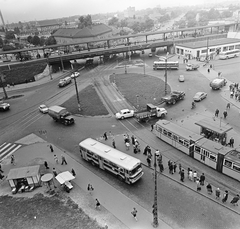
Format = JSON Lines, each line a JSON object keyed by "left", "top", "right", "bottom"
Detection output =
{"left": 152, "top": 152, "right": 159, "bottom": 228}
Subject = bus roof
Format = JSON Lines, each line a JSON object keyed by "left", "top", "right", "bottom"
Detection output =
{"left": 153, "top": 61, "right": 179, "bottom": 64}
{"left": 225, "top": 149, "right": 240, "bottom": 164}
{"left": 155, "top": 120, "right": 203, "bottom": 141}
{"left": 79, "top": 138, "right": 141, "bottom": 170}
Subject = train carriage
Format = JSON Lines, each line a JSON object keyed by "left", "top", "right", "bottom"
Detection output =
{"left": 223, "top": 150, "right": 240, "bottom": 181}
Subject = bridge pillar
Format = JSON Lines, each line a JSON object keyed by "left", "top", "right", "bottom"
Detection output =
{"left": 145, "top": 35, "right": 148, "bottom": 43}
{"left": 107, "top": 40, "right": 110, "bottom": 48}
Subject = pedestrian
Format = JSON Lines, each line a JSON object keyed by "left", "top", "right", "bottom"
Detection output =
{"left": 207, "top": 68, "right": 210, "bottom": 73}
{"left": 206, "top": 183, "right": 213, "bottom": 195}
{"left": 230, "top": 91, "right": 234, "bottom": 98}
{"left": 87, "top": 184, "right": 94, "bottom": 195}
{"left": 147, "top": 147, "right": 152, "bottom": 158}
{"left": 223, "top": 110, "right": 227, "bottom": 119}
{"left": 131, "top": 207, "right": 138, "bottom": 221}
{"left": 189, "top": 169, "right": 193, "bottom": 181}
{"left": 226, "top": 103, "right": 231, "bottom": 109}
{"left": 230, "top": 194, "right": 240, "bottom": 206}
{"left": 235, "top": 93, "right": 238, "bottom": 100}
{"left": 155, "top": 149, "right": 160, "bottom": 157}
{"left": 52, "top": 168, "right": 57, "bottom": 177}
{"left": 151, "top": 124, "right": 154, "bottom": 131}
{"left": 193, "top": 171, "right": 197, "bottom": 182}
{"left": 229, "top": 137, "right": 234, "bottom": 148}
{"left": 53, "top": 154, "right": 59, "bottom": 164}
{"left": 95, "top": 199, "right": 101, "bottom": 209}
{"left": 49, "top": 144, "right": 54, "bottom": 152}
{"left": 71, "top": 169, "right": 76, "bottom": 177}
{"left": 169, "top": 162, "right": 173, "bottom": 174}
{"left": 44, "top": 161, "right": 49, "bottom": 169}
{"left": 180, "top": 169, "right": 185, "bottom": 182}
{"left": 199, "top": 173, "right": 205, "bottom": 186}
{"left": 168, "top": 160, "right": 172, "bottom": 173}
{"left": 11, "top": 155, "right": 15, "bottom": 165}
{"left": 131, "top": 135, "right": 135, "bottom": 145}
{"left": 112, "top": 139, "right": 116, "bottom": 149}
{"left": 173, "top": 162, "right": 177, "bottom": 173}
{"left": 143, "top": 145, "right": 149, "bottom": 155}
{"left": 147, "top": 156, "right": 152, "bottom": 167}
{"left": 196, "top": 179, "right": 201, "bottom": 191}
{"left": 222, "top": 190, "right": 229, "bottom": 203}
{"left": 0, "top": 163, "right": 3, "bottom": 173}
{"left": 125, "top": 141, "right": 130, "bottom": 150}
{"left": 215, "top": 188, "right": 221, "bottom": 200}
{"left": 103, "top": 132, "right": 108, "bottom": 141}
{"left": 215, "top": 109, "right": 219, "bottom": 117}
{"left": 158, "top": 161, "right": 164, "bottom": 173}
{"left": 178, "top": 163, "right": 182, "bottom": 174}
{"left": 61, "top": 154, "right": 67, "bottom": 165}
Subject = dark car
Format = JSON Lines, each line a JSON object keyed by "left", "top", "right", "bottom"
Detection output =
{"left": 0, "top": 102, "right": 10, "bottom": 111}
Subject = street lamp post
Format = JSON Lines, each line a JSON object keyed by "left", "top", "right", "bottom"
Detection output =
{"left": 164, "top": 57, "right": 168, "bottom": 95}
{"left": 152, "top": 151, "right": 159, "bottom": 228}
{"left": 73, "top": 74, "right": 81, "bottom": 111}
{"left": 136, "top": 95, "right": 139, "bottom": 108}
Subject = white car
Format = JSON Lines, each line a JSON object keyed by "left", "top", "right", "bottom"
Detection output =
{"left": 39, "top": 104, "right": 49, "bottom": 113}
{"left": 193, "top": 92, "right": 207, "bottom": 102}
{"left": 115, "top": 109, "right": 134, "bottom": 120}
{"left": 178, "top": 75, "right": 185, "bottom": 82}
{"left": 71, "top": 72, "right": 80, "bottom": 78}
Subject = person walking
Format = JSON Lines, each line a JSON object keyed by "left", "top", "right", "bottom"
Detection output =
{"left": 52, "top": 168, "right": 57, "bottom": 177}
{"left": 223, "top": 110, "right": 228, "bottom": 119}
{"left": 125, "top": 141, "right": 130, "bottom": 150}
{"left": 215, "top": 188, "right": 221, "bottom": 200}
{"left": 151, "top": 124, "right": 154, "bottom": 131}
{"left": 222, "top": 190, "right": 229, "bottom": 203}
{"left": 199, "top": 173, "right": 205, "bottom": 186}
{"left": 189, "top": 169, "right": 193, "bottom": 181}
{"left": 196, "top": 179, "right": 201, "bottom": 191}
{"left": 226, "top": 103, "right": 231, "bottom": 109}
{"left": 229, "top": 137, "right": 234, "bottom": 148}
{"left": 173, "top": 162, "right": 177, "bottom": 173}
{"left": 131, "top": 135, "right": 135, "bottom": 145}
{"left": 206, "top": 183, "right": 213, "bottom": 195}
{"left": 180, "top": 169, "right": 185, "bottom": 182}
{"left": 143, "top": 145, "right": 149, "bottom": 155}
{"left": 112, "top": 139, "right": 116, "bottom": 149}
{"left": 103, "top": 132, "right": 108, "bottom": 141}
{"left": 11, "top": 155, "right": 15, "bottom": 165}
{"left": 49, "top": 144, "right": 54, "bottom": 152}
{"left": 53, "top": 155, "right": 59, "bottom": 164}
{"left": 215, "top": 109, "right": 219, "bottom": 117}
{"left": 61, "top": 154, "right": 67, "bottom": 165}
{"left": 158, "top": 161, "right": 164, "bottom": 173}
{"left": 169, "top": 162, "right": 173, "bottom": 174}
{"left": 230, "top": 194, "right": 240, "bottom": 206}
{"left": 178, "top": 163, "right": 182, "bottom": 174}
{"left": 131, "top": 208, "right": 138, "bottom": 221}
{"left": 0, "top": 163, "right": 3, "bottom": 173}
{"left": 193, "top": 171, "right": 197, "bottom": 182}
{"left": 87, "top": 184, "right": 94, "bottom": 195}
{"left": 44, "top": 161, "right": 49, "bottom": 169}
{"left": 95, "top": 199, "right": 101, "bottom": 209}
{"left": 147, "top": 155, "right": 152, "bottom": 167}
{"left": 71, "top": 169, "right": 76, "bottom": 177}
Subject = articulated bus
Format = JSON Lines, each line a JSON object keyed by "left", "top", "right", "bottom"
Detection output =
{"left": 219, "top": 49, "right": 240, "bottom": 60}
{"left": 154, "top": 120, "right": 240, "bottom": 182}
{"left": 79, "top": 138, "right": 144, "bottom": 184}
{"left": 153, "top": 61, "right": 179, "bottom": 70}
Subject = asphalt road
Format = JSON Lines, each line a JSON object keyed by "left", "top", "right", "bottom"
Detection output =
{"left": 1, "top": 53, "right": 240, "bottom": 228}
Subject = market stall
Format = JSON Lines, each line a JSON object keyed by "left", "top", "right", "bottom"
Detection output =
{"left": 55, "top": 171, "right": 75, "bottom": 193}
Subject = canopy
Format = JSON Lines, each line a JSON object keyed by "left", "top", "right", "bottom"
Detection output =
{"left": 55, "top": 171, "right": 75, "bottom": 185}
{"left": 7, "top": 165, "right": 40, "bottom": 180}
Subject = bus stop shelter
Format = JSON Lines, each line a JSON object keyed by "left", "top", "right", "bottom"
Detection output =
{"left": 195, "top": 118, "right": 233, "bottom": 144}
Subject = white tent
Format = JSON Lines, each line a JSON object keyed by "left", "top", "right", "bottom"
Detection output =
{"left": 55, "top": 171, "right": 75, "bottom": 185}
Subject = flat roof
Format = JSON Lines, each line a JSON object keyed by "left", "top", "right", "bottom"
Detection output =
{"left": 7, "top": 165, "right": 40, "bottom": 180}
{"left": 195, "top": 118, "right": 233, "bottom": 134}
{"left": 155, "top": 120, "right": 203, "bottom": 141}
{"left": 196, "top": 138, "right": 230, "bottom": 156}
{"left": 225, "top": 149, "right": 240, "bottom": 164}
{"left": 176, "top": 38, "right": 240, "bottom": 49}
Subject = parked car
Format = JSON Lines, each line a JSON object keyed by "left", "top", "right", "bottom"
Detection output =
{"left": 178, "top": 75, "right": 185, "bottom": 82}
{"left": 58, "top": 76, "right": 71, "bottom": 87}
{"left": 115, "top": 109, "right": 134, "bottom": 120}
{"left": 71, "top": 72, "right": 80, "bottom": 78}
{"left": 193, "top": 92, "right": 207, "bottom": 101}
{"left": 0, "top": 102, "right": 10, "bottom": 111}
{"left": 39, "top": 104, "right": 48, "bottom": 113}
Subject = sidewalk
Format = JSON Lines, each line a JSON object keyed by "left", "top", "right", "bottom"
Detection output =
{"left": 0, "top": 134, "right": 172, "bottom": 229}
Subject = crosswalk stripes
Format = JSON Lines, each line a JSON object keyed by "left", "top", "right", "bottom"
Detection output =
{"left": 0, "top": 142, "right": 22, "bottom": 162}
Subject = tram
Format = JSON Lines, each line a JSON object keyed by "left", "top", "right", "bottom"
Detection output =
{"left": 154, "top": 120, "right": 240, "bottom": 181}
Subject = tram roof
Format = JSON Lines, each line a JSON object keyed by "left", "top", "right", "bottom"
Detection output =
{"left": 225, "top": 149, "right": 240, "bottom": 164}
{"left": 195, "top": 118, "right": 233, "bottom": 134}
{"left": 195, "top": 138, "right": 230, "bottom": 155}
{"left": 79, "top": 138, "right": 141, "bottom": 170}
{"left": 155, "top": 120, "right": 203, "bottom": 141}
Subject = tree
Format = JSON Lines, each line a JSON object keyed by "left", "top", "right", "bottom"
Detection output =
{"left": 27, "top": 35, "right": 32, "bottom": 43}
{"left": 221, "top": 10, "right": 233, "bottom": 18}
{"left": 5, "top": 31, "right": 15, "bottom": 40}
{"left": 40, "top": 36, "right": 46, "bottom": 46}
{"left": 14, "top": 27, "right": 20, "bottom": 34}
{"left": 0, "top": 38, "right": 3, "bottom": 47}
{"left": 108, "top": 17, "right": 119, "bottom": 26}
{"left": 31, "top": 35, "right": 40, "bottom": 46}
{"left": 208, "top": 8, "right": 220, "bottom": 20}
{"left": 45, "top": 36, "right": 56, "bottom": 46}
{"left": 187, "top": 19, "right": 197, "bottom": 28}
{"left": 119, "top": 19, "right": 128, "bottom": 29}
{"left": 78, "top": 14, "right": 92, "bottom": 29}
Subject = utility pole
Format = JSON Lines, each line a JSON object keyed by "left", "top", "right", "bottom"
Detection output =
{"left": 206, "top": 38, "right": 209, "bottom": 64}
{"left": 164, "top": 57, "right": 167, "bottom": 95}
{"left": 152, "top": 152, "right": 159, "bottom": 228}
{"left": 0, "top": 74, "right": 8, "bottom": 99}
{"left": 73, "top": 74, "right": 81, "bottom": 111}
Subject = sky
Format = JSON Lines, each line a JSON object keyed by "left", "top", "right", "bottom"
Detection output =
{"left": 0, "top": 0, "right": 235, "bottom": 23}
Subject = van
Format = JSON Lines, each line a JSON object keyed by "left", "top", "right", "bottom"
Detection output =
{"left": 210, "top": 78, "right": 227, "bottom": 90}
{"left": 58, "top": 76, "right": 71, "bottom": 87}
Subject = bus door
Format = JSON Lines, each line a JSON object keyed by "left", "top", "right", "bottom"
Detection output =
{"left": 98, "top": 156, "right": 105, "bottom": 170}
{"left": 216, "top": 153, "right": 224, "bottom": 172}
{"left": 189, "top": 140, "right": 195, "bottom": 158}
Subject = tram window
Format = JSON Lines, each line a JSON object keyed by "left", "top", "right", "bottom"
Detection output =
{"left": 202, "top": 149, "right": 209, "bottom": 157}
{"left": 184, "top": 140, "right": 189, "bottom": 147}
{"left": 179, "top": 138, "right": 184, "bottom": 145}
{"left": 209, "top": 154, "right": 216, "bottom": 161}
{"left": 233, "top": 164, "right": 240, "bottom": 172}
{"left": 157, "top": 126, "right": 162, "bottom": 133}
{"left": 163, "top": 129, "right": 168, "bottom": 135}
{"left": 167, "top": 131, "right": 172, "bottom": 138}
{"left": 224, "top": 160, "right": 232, "bottom": 168}
{"left": 195, "top": 146, "right": 200, "bottom": 153}
{"left": 173, "top": 135, "right": 178, "bottom": 141}
{"left": 201, "top": 155, "right": 205, "bottom": 161}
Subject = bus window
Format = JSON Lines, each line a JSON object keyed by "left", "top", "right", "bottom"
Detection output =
{"left": 224, "top": 159, "right": 232, "bottom": 168}
{"left": 167, "top": 131, "right": 172, "bottom": 138}
{"left": 173, "top": 135, "right": 178, "bottom": 141}
{"left": 233, "top": 164, "right": 240, "bottom": 172}
{"left": 195, "top": 146, "right": 201, "bottom": 153}
{"left": 184, "top": 140, "right": 189, "bottom": 148}
{"left": 179, "top": 138, "right": 184, "bottom": 145}
{"left": 209, "top": 154, "right": 216, "bottom": 161}
{"left": 163, "top": 129, "right": 168, "bottom": 136}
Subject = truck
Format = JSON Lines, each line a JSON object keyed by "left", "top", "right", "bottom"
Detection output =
{"left": 210, "top": 78, "right": 227, "bottom": 90}
{"left": 186, "top": 63, "right": 199, "bottom": 71}
{"left": 161, "top": 91, "right": 185, "bottom": 105}
{"left": 134, "top": 104, "right": 167, "bottom": 122}
{"left": 58, "top": 76, "right": 71, "bottom": 87}
{"left": 48, "top": 106, "right": 75, "bottom": 125}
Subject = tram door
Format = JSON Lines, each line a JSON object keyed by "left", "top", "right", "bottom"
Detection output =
{"left": 216, "top": 153, "right": 224, "bottom": 173}
{"left": 189, "top": 140, "right": 195, "bottom": 158}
